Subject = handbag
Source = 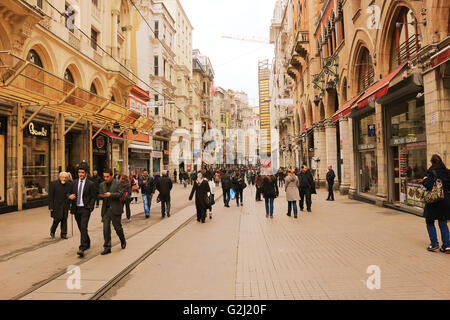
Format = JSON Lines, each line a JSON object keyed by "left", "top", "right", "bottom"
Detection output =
{"left": 209, "top": 193, "right": 215, "bottom": 206}
{"left": 422, "top": 171, "right": 445, "bottom": 204}
{"left": 131, "top": 185, "right": 138, "bottom": 191}
{"left": 230, "top": 188, "right": 236, "bottom": 200}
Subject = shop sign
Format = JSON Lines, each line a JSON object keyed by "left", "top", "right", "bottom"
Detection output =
{"left": 163, "top": 165, "right": 169, "bottom": 171}
{"left": 28, "top": 122, "right": 48, "bottom": 137}
{"left": 153, "top": 151, "right": 162, "bottom": 158}
{"left": 368, "top": 124, "right": 376, "bottom": 137}
{"left": 393, "top": 136, "right": 420, "bottom": 145}
{"left": 164, "top": 150, "right": 170, "bottom": 155}
{"left": 96, "top": 136, "right": 105, "bottom": 149}
{"left": 358, "top": 143, "right": 375, "bottom": 150}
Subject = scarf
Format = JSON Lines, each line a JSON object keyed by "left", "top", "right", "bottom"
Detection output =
{"left": 196, "top": 176, "right": 203, "bottom": 185}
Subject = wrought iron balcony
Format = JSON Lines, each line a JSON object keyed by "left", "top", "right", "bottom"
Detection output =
{"left": 295, "top": 31, "right": 309, "bottom": 58}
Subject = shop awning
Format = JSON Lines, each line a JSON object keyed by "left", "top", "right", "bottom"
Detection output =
{"left": 0, "top": 51, "right": 154, "bottom": 132}
{"left": 356, "top": 62, "right": 407, "bottom": 109}
{"left": 332, "top": 92, "right": 365, "bottom": 122}
{"left": 431, "top": 45, "right": 450, "bottom": 69}
{"left": 129, "top": 143, "right": 153, "bottom": 151}
{"left": 94, "top": 127, "right": 124, "bottom": 140}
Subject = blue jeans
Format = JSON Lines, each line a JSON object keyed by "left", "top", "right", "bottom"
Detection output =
{"left": 142, "top": 194, "right": 153, "bottom": 216}
{"left": 223, "top": 189, "right": 230, "bottom": 206}
{"left": 265, "top": 198, "right": 274, "bottom": 216}
{"left": 426, "top": 219, "right": 450, "bottom": 248}
{"left": 288, "top": 201, "right": 298, "bottom": 216}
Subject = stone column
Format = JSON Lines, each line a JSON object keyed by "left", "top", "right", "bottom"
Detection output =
{"left": 375, "top": 102, "right": 387, "bottom": 206}
{"left": 324, "top": 119, "right": 338, "bottom": 188}
{"left": 313, "top": 123, "right": 326, "bottom": 186}
{"left": 339, "top": 117, "right": 350, "bottom": 194}
{"left": 111, "top": 10, "right": 119, "bottom": 59}
{"left": 348, "top": 117, "right": 357, "bottom": 199}
{"left": 423, "top": 67, "right": 450, "bottom": 165}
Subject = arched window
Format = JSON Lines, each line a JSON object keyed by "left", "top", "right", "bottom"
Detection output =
{"left": 390, "top": 7, "right": 421, "bottom": 70}
{"left": 64, "top": 68, "right": 74, "bottom": 83}
{"left": 27, "top": 49, "right": 43, "bottom": 68}
{"left": 90, "top": 83, "right": 97, "bottom": 95}
{"left": 358, "top": 48, "right": 374, "bottom": 93}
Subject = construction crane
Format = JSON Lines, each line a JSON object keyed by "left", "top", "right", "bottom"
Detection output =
{"left": 221, "top": 34, "right": 271, "bottom": 44}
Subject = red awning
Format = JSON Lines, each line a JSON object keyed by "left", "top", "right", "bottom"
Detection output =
{"left": 94, "top": 127, "right": 124, "bottom": 140}
{"left": 431, "top": 45, "right": 450, "bottom": 69}
{"left": 332, "top": 92, "right": 365, "bottom": 122}
{"left": 356, "top": 62, "right": 407, "bottom": 109}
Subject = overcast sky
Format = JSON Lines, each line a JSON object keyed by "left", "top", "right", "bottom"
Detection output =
{"left": 180, "top": 0, "right": 275, "bottom": 107}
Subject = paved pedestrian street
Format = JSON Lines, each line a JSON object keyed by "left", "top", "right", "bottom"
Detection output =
{"left": 100, "top": 185, "right": 450, "bottom": 300}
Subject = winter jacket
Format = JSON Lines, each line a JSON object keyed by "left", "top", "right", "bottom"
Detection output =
{"left": 284, "top": 175, "right": 300, "bottom": 201}
{"left": 262, "top": 176, "right": 279, "bottom": 199}
{"left": 422, "top": 164, "right": 450, "bottom": 220}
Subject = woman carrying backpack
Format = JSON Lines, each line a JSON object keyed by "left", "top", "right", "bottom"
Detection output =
{"left": 262, "top": 174, "right": 279, "bottom": 219}
{"left": 422, "top": 154, "right": 450, "bottom": 253}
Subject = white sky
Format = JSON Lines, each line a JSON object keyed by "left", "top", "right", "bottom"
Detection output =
{"left": 180, "top": 0, "right": 275, "bottom": 107}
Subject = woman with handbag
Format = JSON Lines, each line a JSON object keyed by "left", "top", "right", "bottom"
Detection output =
{"left": 261, "top": 174, "right": 279, "bottom": 219}
{"left": 189, "top": 172, "right": 211, "bottom": 224}
{"left": 421, "top": 154, "right": 450, "bottom": 253}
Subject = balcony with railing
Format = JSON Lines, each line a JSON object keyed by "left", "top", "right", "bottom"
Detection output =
{"left": 391, "top": 33, "right": 421, "bottom": 70}
{"left": 294, "top": 31, "right": 309, "bottom": 58}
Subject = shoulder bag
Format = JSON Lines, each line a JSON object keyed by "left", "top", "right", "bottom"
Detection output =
{"left": 422, "top": 171, "right": 445, "bottom": 204}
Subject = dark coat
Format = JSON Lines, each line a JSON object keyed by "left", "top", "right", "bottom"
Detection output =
{"left": 422, "top": 165, "right": 450, "bottom": 220}
{"left": 297, "top": 170, "right": 314, "bottom": 190}
{"left": 139, "top": 175, "right": 155, "bottom": 195}
{"left": 326, "top": 169, "right": 336, "bottom": 184}
{"left": 232, "top": 176, "right": 245, "bottom": 191}
{"left": 156, "top": 176, "right": 173, "bottom": 201}
{"left": 70, "top": 178, "right": 96, "bottom": 213}
{"left": 99, "top": 180, "right": 124, "bottom": 217}
{"left": 48, "top": 180, "right": 71, "bottom": 219}
{"left": 189, "top": 179, "right": 211, "bottom": 210}
{"left": 221, "top": 174, "right": 232, "bottom": 190}
{"left": 255, "top": 174, "right": 263, "bottom": 188}
{"left": 122, "top": 182, "right": 132, "bottom": 201}
{"left": 261, "top": 176, "right": 279, "bottom": 199}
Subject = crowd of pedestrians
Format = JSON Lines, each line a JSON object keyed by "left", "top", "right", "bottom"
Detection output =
{"left": 47, "top": 153, "right": 450, "bottom": 258}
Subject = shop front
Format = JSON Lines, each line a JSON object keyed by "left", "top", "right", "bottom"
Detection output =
{"left": 129, "top": 143, "right": 152, "bottom": 176}
{"left": 354, "top": 111, "right": 378, "bottom": 197}
{"left": 23, "top": 121, "right": 51, "bottom": 209}
{"left": 93, "top": 134, "right": 108, "bottom": 176}
{"left": 152, "top": 151, "right": 162, "bottom": 175}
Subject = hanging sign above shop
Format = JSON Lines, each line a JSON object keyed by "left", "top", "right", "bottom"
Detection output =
{"left": 28, "top": 122, "right": 48, "bottom": 137}
{"left": 96, "top": 136, "right": 105, "bottom": 149}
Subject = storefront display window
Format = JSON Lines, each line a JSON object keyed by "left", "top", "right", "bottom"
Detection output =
{"left": 389, "top": 97, "right": 426, "bottom": 208}
{"left": 23, "top": 122, "right": 50, "bottom": 202}
{"left": 357, "top": 113, "right": 378, "bottom": 195}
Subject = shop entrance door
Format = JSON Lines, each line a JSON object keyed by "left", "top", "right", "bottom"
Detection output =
{"left": 392, "top": 146, "right": 400, "bottom": 202}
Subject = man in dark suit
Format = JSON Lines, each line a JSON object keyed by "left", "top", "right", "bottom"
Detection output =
{"left": 48, "top": 172, "right": 71, "bottom": 239}
{"left": 326, "top": 165, "right": 336, "bottom": 201}
{"left": 69, "top": 167, "right": 96, "bottom": 257}
{"left": 156, "top": 171, "right": 173, "bottom": 218}
{"left": 99, "top": 169, "right": 126, "bottom": 255}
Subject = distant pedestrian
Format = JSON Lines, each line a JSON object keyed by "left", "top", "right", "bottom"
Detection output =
{"left": 99, "top": 170, "right": 126, "bottom": 255}
{"left": 189, "top": 172, "right": 211, "bottom": 223}
{"left": 262, "top": 175, "right": 279, "bottom": 219}
{"left": 297, "top": 165, "right": 314, "bottom": 212}
{"left": 421, "top": 154, "right": 450, "bottom": 253}
{"left": 221, "top": 170, "right": 232, "bottom": 207}
{"left": 48, "top": 172, "right": 71, "bottom": 239}
{"left": 138, "top": 169, "right": 155, "bottom": 219}
{"left": 69, "top": 167, "right": 96, "bottom": 258}
{"left": 232, "top": 172, "right": 246, "bottom": 207}
{"left": 326, "top": 165, "right": 336, "bottom": 201}
{"left": 208, "top": 178, "right": 215, "bottom": 219}
{"left": 91, "top": 170, "right": 102, "bottom": 208}
{"left": 130, "top": 174, "right": 139, "bottom": 204}
{"left": 214, "top": 172, "right": 220, "bottom": 187}
{"left": 173, "top": 169, "right": 177, "bottom": 183}
{"left": 255, "top": 172, "right": 263, "bottom": 201}
{"left": 120, "top": 175, "right": 132, "bottom": 220}
{"left": 285, "top": 170, "right": 300, "bottom": 219}
{"left": 156, "top": 171, "right": 173, "bottom": 218}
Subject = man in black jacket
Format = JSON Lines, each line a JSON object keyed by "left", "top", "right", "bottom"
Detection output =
{"left": 69, "top": 167, "right": 97, "bottom": 257}
{"left": 98, "top": 169, "right": 126, "bottom": 255}
{"left": 220, "top": 170, "right": 232, "bottom": 207}
{"left": 297, "top": 165, "right": 314, "bottom": 212}
{"left": 48, "top": 172, "right": 71, "bottom": 239}
{"left": 156, "top": 171, "right": 173, "bottom": 218}
{"left": 326, "top": 165, "right": 336, "bottom": 201}
{"left": 138, "top": 169, "right": 155, "bottom": 218}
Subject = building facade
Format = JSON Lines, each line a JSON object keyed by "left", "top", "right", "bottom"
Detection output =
{"left": 271, "top": 0, "right": 450, "bottom": 215}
